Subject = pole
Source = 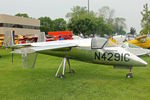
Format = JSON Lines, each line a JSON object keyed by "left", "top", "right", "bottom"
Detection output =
{"left": 88, "top": 0, "right": 89, "bottom": 13}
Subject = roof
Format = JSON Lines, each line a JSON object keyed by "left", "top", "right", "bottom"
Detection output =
{"left": 0, "top": 14, "right": 40, "bottom": 26}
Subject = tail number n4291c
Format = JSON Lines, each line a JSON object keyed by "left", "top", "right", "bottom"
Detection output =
{"left": 95, "top": 52, "right": 130, "bottom": 62}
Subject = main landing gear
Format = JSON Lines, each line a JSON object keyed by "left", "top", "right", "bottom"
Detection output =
{"left": 55, "top": 57, "right": 75, "bottom": 78}
{"left": 126, "top": 66, "right": 133, "bottom": 78}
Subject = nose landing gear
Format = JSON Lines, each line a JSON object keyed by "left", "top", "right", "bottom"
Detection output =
{"left": 126, "top": 66, "right": 133, "bottom": 78}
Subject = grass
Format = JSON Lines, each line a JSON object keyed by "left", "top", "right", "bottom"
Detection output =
{"left": 0, "top": 48, "right": 150, "bottom": 100}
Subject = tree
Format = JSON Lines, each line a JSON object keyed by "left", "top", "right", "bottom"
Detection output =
{"left": 130, "top": 27, "right": 136, "bottom": 35}
{"left": 66, "top": 6, "right": 113, "bottom": 37}
{"left": 98, "top": 6, "right": 114, "bottom": 24}
{"left": 39, "top": 17, "right": 54, "bottom": 34}
{"left": 15, "top": 13, "right": 29, "bottom": 18}
{"left": 141, "top": 3, "right": 150, "bottom": 34}
{"left": 53, "top": 18, "right": 67, "bottom": 31}
{"left": 66, "top": 6, "right": 95, "bottom": 19}
{"left": 67, "top": 6, "right": 94, "bottom": 36}
{"left": 98, "top": 6, "right": 127, "bottom": 35}
{"left": 113, "top": 17, "right": 126, "bottom": 34}
{"left": 68, "top": 17, "right": 97, "bottom": 37}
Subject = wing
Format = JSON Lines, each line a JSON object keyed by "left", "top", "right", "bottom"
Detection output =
{"left": 12, "top": 38, "right": 92, "bottom": 53}
{"left": 12, "top": 41, "right": 77, "bottom": 69}
{"left": 125, "top": 48, "right": 150, "bottom": 56}
{"left": 120, "top": 42, "right": 150, "bottom": 56}
{"left": 136, "top": 35, "right": 147, "bottom": 40}
{"left": 12, "top": 42, "right": 77, "bottom": 54}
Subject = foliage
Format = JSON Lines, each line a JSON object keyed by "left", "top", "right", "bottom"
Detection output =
{"left": 15, "top": 6, "right": 127, "bottom": 36}
{"left": 67, "top": 6, "right": 113, "bottom": 37}
{"left": 141, "top": 3, "right": 150, "bottom": 34}
{"left": 98, "top": 6, "right": 114, "bottom": 24}
{"left": 130, "top": 27, "right": 136, "bottom": 35}
{"left": 98, "top": 6, "right": 127, "bottom": 35}
{"left": 113, "top": 17, "right": 127, "bottom": 35}
{"left": 66, "top": 6, "right": 95, "bottom": 19}
{"left": 53, "top": 18, "right": 67, "bottom": 31}
{"left": 15, "top": 13, "right": 29, "bottom": 18}
{"left": 67, "top": 16, "right": 98, "bottom": 36}
{"left": 39, "top": 17, "right": 54, "bottom": 34}
{"left": 39, "top": 17, "right": 67, "bottom": 34}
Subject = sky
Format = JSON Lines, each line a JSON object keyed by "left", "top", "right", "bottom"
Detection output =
{"left": 0, "top": 0, "right": 149, "bottom": 33}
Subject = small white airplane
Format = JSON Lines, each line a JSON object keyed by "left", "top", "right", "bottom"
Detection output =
{"left": 10, "top": 35, "right": 148, "bottom": 79}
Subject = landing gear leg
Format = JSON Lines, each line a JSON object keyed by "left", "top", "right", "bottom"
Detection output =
{"left": 126, "top": 66, "right": 133, "bottom": 78}
{"left": 67, "top": 58, "right": 75, "bottom": 74}
{"left": 55, "top": 57, "right": 74, "bottom": 78}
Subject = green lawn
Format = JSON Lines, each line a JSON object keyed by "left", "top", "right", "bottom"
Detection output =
{"left": 0, "top": 48, "right": 150, "bottom": 100}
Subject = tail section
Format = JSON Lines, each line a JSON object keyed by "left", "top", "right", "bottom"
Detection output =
{"left": 22, "top": 51, "right": 38, "bottom": 68}
{"left": 12, "top": 48, "right": 37, "bottom": 68}
{"left": 4, "top": 30, "right": 15, "bottom": 47}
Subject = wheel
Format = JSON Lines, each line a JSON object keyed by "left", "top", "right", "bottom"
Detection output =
{"left": 60, "top": 74, "right": 65, "bottom": 79}
{"left": 56, "top": 74, "right": 65, "bottom": 79}
{"left": 126, "top": 73, "right": 133, "bottom": 78}
{"left": 69, "top": 69, "right": 75, "bottom": 74}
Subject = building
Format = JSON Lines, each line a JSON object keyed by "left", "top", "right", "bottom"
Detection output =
{"left": 0, "top": 14, "right": 40, "bottom": 35}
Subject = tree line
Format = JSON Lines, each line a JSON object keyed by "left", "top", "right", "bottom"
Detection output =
{"left": 15, "top": 6, "right": 127, "bottom": 37}
{"left": 141, "top": 3, "right": 150, "bottom": 34}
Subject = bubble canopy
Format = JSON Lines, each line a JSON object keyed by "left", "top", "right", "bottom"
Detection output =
{"left": 91, "top": 37, "right": 118, "bottom": 49}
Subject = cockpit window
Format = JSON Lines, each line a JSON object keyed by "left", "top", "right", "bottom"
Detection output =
{"left": 91, "top": 37, "right": 108, "bottom": 49}
{"left": 106, "top": 39, "right": 118, "bottom": 47}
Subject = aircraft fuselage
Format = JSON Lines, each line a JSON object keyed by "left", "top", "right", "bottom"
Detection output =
{"left": 39, "top": 46, "right": 147, "bottom": 67}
